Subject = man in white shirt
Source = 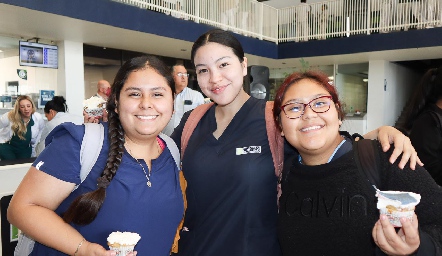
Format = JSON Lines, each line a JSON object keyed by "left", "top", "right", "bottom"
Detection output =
{"left": 162, "top": 64, "right": 205, "bottom": 136}
{"left": 84, "top": 80, "right": 111, "bottom": 123}
{"left": 94, "top": 80, "right": 111, "bottom": 101}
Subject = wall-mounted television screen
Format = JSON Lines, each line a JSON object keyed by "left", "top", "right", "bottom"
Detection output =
{"left": 19, "top": 41, "right": 58, "bottom": 69}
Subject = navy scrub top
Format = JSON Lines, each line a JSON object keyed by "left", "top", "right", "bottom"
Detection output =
{"left": 172, "top": 97, "right": 281, "bottom": 256}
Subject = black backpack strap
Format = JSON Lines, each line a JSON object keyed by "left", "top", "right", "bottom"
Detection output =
{"left": 353, "top": 139, "right": 381, "bottom": 190}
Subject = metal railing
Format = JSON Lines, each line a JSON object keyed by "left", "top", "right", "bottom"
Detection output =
{"left": 113, "top": 0, "right": 442, "bottom": 44}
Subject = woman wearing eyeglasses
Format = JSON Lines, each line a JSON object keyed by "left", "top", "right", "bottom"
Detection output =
{"left": 274, "top": 70, "right": 442, "bottom": 255}
{"left": 0, "top": 95, "right": 45, "bottom": 160}
{"left": 170, "top": 29, "right": 422, "bottom": 256}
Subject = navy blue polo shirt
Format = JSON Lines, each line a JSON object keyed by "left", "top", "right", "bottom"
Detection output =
{"left": 31, "top": 122, "right": 184, "bottom": 255}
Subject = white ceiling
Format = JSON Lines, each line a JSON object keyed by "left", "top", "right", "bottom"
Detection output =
{"left": 1, "top": 3, "right": 442, "bottom": 70}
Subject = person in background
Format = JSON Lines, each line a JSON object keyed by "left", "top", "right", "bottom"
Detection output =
{"left": 274, "top": 70, "right": 442, "bottom": 255}
{"left": 220, "top": 0, "right": 239, "bottom": 30}
{"left": 399, "top": 66, "right": 442, "bottom": 185}
{"left": 94, "top": 80, "right": 111, "bottom": 101}
{"left": 162, "top": 64, "right": 205, "bottom": 136}
{"left": 426, "top": 0, "right": 436, "bottom": 28}
{"left": 170, "top": 29, "right": 421, "bottom": 256}
{"left": 318, "top": 3, "right": 328, "bottom": 39}
{"left": 84, "top": 80, "right": 111, "bottom": 123}
{"left": 7, "top": 55, "right": 184, "bottom": 255}
{"left": 35, "top": 96, "right": 83, "bottom": 155}
{"left": 411, "top": 0, "right": 424, "bottom": 29}
{"left": 171, "top": 1, "right": 184, "bottom": 19}
{"left": 0, "top": 95, "right": 45, "bottom": 160}
{"left": 296, "top": 0, "right": 309, "bottom": 42}
{"left": 397, "top": 0, "right": 411, "bottom": 31}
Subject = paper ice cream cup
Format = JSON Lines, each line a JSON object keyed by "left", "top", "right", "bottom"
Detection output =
{"left": 108, "top": 244, "right": 135, "bottom": 256}
{"left": 375, "top": 190, "right": 420, "bottom": 227}
{"left": 83, "top": 97, "right": 106, "bottom": 117}
{"left": 107, "top": 231, "right": 141, "bottom": 256}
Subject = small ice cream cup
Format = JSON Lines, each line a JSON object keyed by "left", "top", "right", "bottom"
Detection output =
{"left": 375, "top": 190, "right": 421, "bottom": 227}
{"left": 83, "top": 97, "right": 106, "bottom": 117}
{"left": 107, "top": 231, "right": 141, "bottom": 256}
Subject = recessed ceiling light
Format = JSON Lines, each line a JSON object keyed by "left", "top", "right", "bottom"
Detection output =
{"left": 0, "top": 50, "right": 3, "bottom": 53}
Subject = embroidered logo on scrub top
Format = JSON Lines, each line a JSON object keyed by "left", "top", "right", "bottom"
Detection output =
{"left": 36, "top": 161, "right": 44, "bottom": 170}
{"left": 236, "top": 146, "right": 261, "bottom": 155}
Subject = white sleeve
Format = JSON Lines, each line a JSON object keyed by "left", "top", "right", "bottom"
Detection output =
{"left": 195, "top": 92, "right": 205, "bottom": 106}
{"left": 0, "top": 112, "right": 10, "bottom": 129}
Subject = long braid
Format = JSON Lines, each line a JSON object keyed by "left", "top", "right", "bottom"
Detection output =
{"left": 97, "top": 110, "right": 125, "bottom": 188}
{"left": 63, "top": 55, "right": 174, "bottom": 225}
{"left": 62, "top": 112, "right": 125, "bottom": 225}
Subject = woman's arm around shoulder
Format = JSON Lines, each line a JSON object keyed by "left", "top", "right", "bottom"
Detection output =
{"left": 363, "top": 126, "right": 423, "bottom": 170}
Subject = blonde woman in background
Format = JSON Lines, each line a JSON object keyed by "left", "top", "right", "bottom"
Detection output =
{"left": 0, "top": 95, "right": 45, "bottom": 160}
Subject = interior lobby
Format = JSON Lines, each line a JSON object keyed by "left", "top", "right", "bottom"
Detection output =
{"left": 1, "top": 0, "right": 442, "bottom": 254}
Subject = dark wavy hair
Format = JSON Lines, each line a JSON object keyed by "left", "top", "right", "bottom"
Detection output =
{"left": 63, "top": 55, "right": 174, "bottom": 225}
{"left": 273, "top": 70, "right": 344, "bottom": 131}
{"left": 398, "top": 67, "right": 442, "bottom": 132}
{"left": 191, "top": 29, "right": 245, "bottom": 65}
{"left": 44, "top": 96, "right": 67, "bottom": 114}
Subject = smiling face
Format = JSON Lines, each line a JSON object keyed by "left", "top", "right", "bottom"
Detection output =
{"left": 19, "top": 99, "right": 33, "bottom": 119}
{"left": 193, "top": 42, "right": 247, "bottom": 106}
{"left": 280, "top": 78, "right": 343, "bottom": 163}
{"left": 115, "top": 67, "right": 174, "bottom": 142}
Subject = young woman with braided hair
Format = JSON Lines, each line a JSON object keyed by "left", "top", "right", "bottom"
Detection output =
{"left": 8, "top": 55, "right": 184, "bottom": 256}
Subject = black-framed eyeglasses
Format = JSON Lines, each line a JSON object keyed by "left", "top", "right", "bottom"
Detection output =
{"left": 176, "top": 72, "right": 189, "bottom": 77}
{"left": 280, "top": 95, "right": 333, "bottom": 119}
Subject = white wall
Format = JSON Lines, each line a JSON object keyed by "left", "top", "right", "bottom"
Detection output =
{"left": 0, "top": 56, "right": 57, "bottom": 96}
{"left": 58, "top": 41, "right": 86, "bottom": 117}
{"left": 367, "top": 60, "right": 420, "bottom": 132}
{"left": 84, "top": 65, "right": 119, "bottom": 99}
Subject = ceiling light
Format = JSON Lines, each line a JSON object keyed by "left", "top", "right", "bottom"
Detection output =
{"left": 363, "top": 78, "right": 368, "bottom": 82}
{"left": 328, "top": 76, "right": 334, "bottom": 81}
{"left": 0, "top": 50, "right": 3, "bottom": 53}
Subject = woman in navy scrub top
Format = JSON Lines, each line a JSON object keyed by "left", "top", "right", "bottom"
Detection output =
{"left": 8, "top": 55, "right": 184, "bottom": 256}
{"left": 171, "top": 29, "right": 422, "bottom": 256}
